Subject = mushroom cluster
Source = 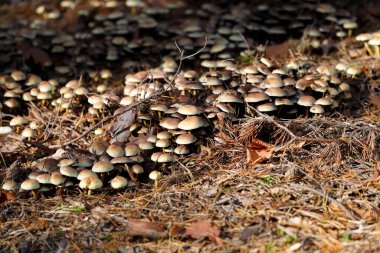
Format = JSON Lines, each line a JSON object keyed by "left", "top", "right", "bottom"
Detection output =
{"left": 0, "top": 1, "right": 364, "bottom": 196}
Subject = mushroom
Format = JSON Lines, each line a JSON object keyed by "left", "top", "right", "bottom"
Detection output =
{"left": 21, "top": 179, "right": 40, "bottom": 198}
{"left": 79, "top": 176, "right": 103, "bottom": 195}
{"left": 21, "top": 128, "right": 37, "bottom": 141}
{"left": 92, "top": 160, "right": 114, "bottom": 181}
{"left": 368, "top": 37, "right": 380, "bottom": 57}
{"left": 106, "top": 144, "right": 125, "bottom": 158}
{"left": 2, "top": 180, "right": 20, "bottom": 192}
{"left": 110, "top": 176, "right": 128, "bottom": 189}
{"left": 149, "top": 170, "right": 163, "bottom": 190}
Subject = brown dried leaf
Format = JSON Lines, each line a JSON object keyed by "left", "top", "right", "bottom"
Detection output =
{"left": 22, "top": 46, "right": 51, "bottom": 66}
{"left": 265, "top": 39, "right": 298, "bottom": 60}
{"left": 0, "top": 133, "right": 23, "bottom": 153}
{"left": 0, "top": 192, "right": 16, "bottom": 204}
{"left": 184, "top": 220, "right": 223, "bottom": 245}
{"left": 368, "top": 95, "right": 380, "bottom": 110}
{"left": 246, "top": 139, "right": 274, "bottom": 166}
{"left": 110, "top": 108, "right": 136, "bottom": 143}
{"left": 127, "top": 219, "right": 166, "bottom": 239}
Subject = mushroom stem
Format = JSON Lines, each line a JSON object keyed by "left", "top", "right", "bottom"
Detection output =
{"left": 364, "top": 43, "right": 374, "bottom": 57}
{"left": 88, "top": 190, "right": 92, "bottom": 196}
{"left": 154, "top": 179, "right": 159, "bottom": 190}
{"left": 32, "top": 190, "right": 37, "bottom": 199}
{"left": 348, "top": 29, "right": 352, "bottom": 38}
{"left": 375, "top": 46, "right": 380, "bottom": 57}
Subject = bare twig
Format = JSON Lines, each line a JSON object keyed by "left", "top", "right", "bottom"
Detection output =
{"left": 47, "top": 38, "right": 208, "bottom": 149}
{"left": 291, "top": 183, "right": 360, "bottom": 221}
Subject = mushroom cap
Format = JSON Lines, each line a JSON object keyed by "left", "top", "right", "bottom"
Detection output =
{"left": 147, "top": 135, "right": 158, "bottom": 143}
{"left": 138, "top": 141, "right": 154, "bottom": 150}
{"left": 265, "top": 87, "right": 287, "bottom": 97}
{"left": 176, "top": 133, "right": 197, "bottom": 145}
{"left": 155, "top": 139, "right": 170, "bottom": 148}
{"left": 106, "top": 144, "right": 125, "bottom": 158}
{"left": 178, "top": 116, "right": 206, "bottom": 130}
{"left": 178, "top": 105, "right": 203, "bottom": 116}
{"left": 50, "top": 171, "right": 66, "bottom": 185}
{"left": 110, "top": 176, "right": 128, "bottom": 189}
{"left": 297, "top": 95, "right": 316, "bottom": 106}
{"left": 89, "top": 141, "right": 108, "bottom": 155}
{"left": 257, "top": 103, "right": 277, "bottom": 112}
{"left": 76, "top": 156, "right": 93, "bottom": 167}
{"left": 315, "top": 97, "right": 333, "bottom": 106}
{"left": 79, "top": 176, "right": 103, "bottom": 190}
{"left": 151, "top": 152, "right": 162, "bottom": 162}
{"left": 2, "top": 180, "right": 20, "bottom": 190}
{"left": 174, "top": 145, "right": 190, "bottom": 155}
{"left": 0, "top": 126, "right": 12, "bottom": 137}
{"left": 275, "top": 98, "right": 294, "bottom": 106}
{"left": 159, "top": 117, "right": 181, "bottom": 130}
{"left": 217, "top": 93, "right": 244, "bottom": 103}
{"left": 111, "top": 156, "right": 133, "bottom": 164}
{"left": 21, "top": 128, "right": 37, "bottom": 138}
{"left": 157, "top": 131, "right": 172, "bottom": 140}
{"left": 157, "top": 153, "right": 175, "bottom": 163}
{"left": 346, "top": 66, "right": 362, "bottom": 75}
{"left": 37, "top": 158, "right": 59, "bottom": 172}
{"left": 124, "top": 144, "right": 140, "bottom": 156}
{"left": 355, "top": 33, "right": 372, "bottom": 42}
{"left": 21, "top": 179, "right": 40, "bottom": 191}
{"left": 60, "top": 166, "right": 78, "bottom": 178}
{"left": 77, "top": 169, "right": 98, "bottom": 180}
{"left": 36, "top": 174, "right": 51, "bottom": 184}
{"left": 58, "top": 158, "right": 76, "bottom": 167}
{"left": 244, "top": 92, "right": 270, "bottom": 103}
{"left": 368, "top": 37, "right": 380, "bottom": 46}
{"left": 149, "top": 170, "right": 163, "bottom": 180}
{"left": 92, "top": 161, "right": 114, "bottom": 173}
{"left": 262, "top": 77, "right": 284, "bottom": 88}
{"left": 132, "top": 164, "right": 144, "bottom": 174}
{"left": 342, "top": 20, "right": 357, "bottom": 29}
{"left": 150, "top": 104, "right": 168, "bottom": 112}
{"left": 10, "top": 116, "right": 25, "bottom": 126}
{"left": 310, "top": 104, "right": 325, "bottom": 114}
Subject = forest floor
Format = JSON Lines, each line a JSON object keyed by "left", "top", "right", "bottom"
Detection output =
{"left": 1, "top": 1, "right": 380, "bottom": 252}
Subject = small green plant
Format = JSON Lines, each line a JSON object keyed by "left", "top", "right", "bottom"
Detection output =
{"left": 239, "top": 54, "right": 256, "bottom": 65}
{"left": 69, "top": 206, "right": 86, "bottom": 213}
{"left": 260, "top": 174, "right": 274, "bottom": 184}
{"left": 264, "top": 243, "right": 275, "bottom": 253}
{"left": 342, "top": 231, "right": 350, "bottom": 242}
{"left": 55, "top": 227, "right": 64, "bottom": 237}
{"left": 285, "top": 235, "right": 297, "bottom": 244}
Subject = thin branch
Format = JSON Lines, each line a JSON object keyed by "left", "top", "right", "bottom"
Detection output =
{"left": 48, "top": 38, "right": 208, "bottom": 149}
{"left": 291, "top": 183, "right": 360, "bottom": 221}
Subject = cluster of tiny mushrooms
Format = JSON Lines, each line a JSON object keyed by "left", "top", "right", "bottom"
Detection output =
{"left": 0, "top": 0, "right": 368, "bottom": 197}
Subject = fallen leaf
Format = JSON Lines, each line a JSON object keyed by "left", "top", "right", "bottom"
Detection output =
{"left": 368, "top": 95, "right": 380, "bottom": 110}
{"left": 22, "top": 45, "right": 51, "bottom": 66}
{"left": 239, "top": 225, "right": 261, "bottom": 242}
{"left": 0, "top": 133, "right": 23, "bottom": 153}
{"left": 0, "top": 192, "right": 16, "bottom": 204}
{"left": 184, "top": 220, "right": 223, "bottom": 245}
{"left": 265, "top": 39, "right": 298, "bottom": 60}
{"left": 110, "top": 107, "right": 136, "bottom": 143}
{"left": 126, "top": 219, "right": 166, "bottom": 239}
{"left": 246, "top": 139, "right": 274, "bottom": 166}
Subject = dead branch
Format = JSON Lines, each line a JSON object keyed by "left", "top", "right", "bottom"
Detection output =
{"left": 47, "top": 38, "right": 208, "bottom": 149}
{"left": 291, "top": 183, "right": 360, "bottom": 221}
